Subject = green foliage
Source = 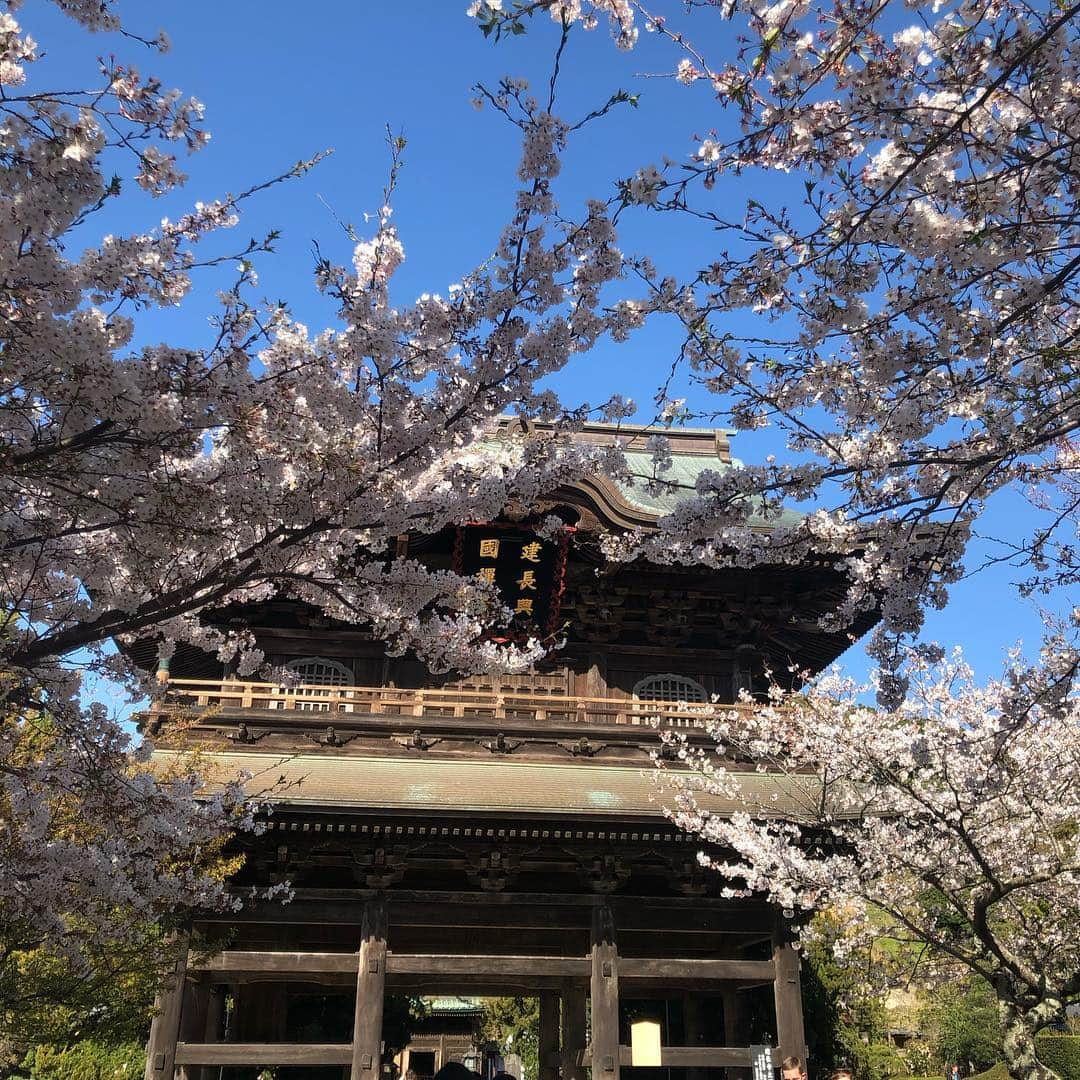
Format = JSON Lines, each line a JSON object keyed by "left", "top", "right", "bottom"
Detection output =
{"left": 899, "top": 1040, "right": 937, "bottom": 1077}
{"left": 1035, "top": 1036, "right": 1080, "bottom": 1080}
{"left": 801, "top": 911, "right": 889, "bottom": 1074}
{"left": 18, "top": 1039, "right": 144, "bottom": 1079}
{"left": 967, "top": 1063, "right": 1009, "bottom": 1080}
{"left": 1, "top": 706, "right": 240, "bottom": 1055}
{"left": 0, "top": 921, "right": 164, "bottom": 1049}
{"left": 863, "top": 1042, "right": 910, "bottom": 1080}
{"left": 919, "top": 979, "right": 1003, "bottom": 1072}
{"left": 383, "top": 996, "right": 429, "bottom": 1059}
{"left": 479, "top": 997, "right": 539, "bottom": 1080}
{"left": 959, "top": 1050, "right": 1080, "bottom": 1080}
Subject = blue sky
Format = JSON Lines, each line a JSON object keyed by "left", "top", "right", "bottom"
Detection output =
{"left": 36, "top": 1, "right": 1061, "bottom": 689}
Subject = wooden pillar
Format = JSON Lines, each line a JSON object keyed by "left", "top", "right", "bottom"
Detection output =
{"left": 721, "top": 985, "right": 744, "bottom": 1045}
{"left": 772, "top": 918, "right": 807, "bottom": 1066}
{"left": 540, "top": 992, "right": 560, "bottom": 1080}
{"left": 144, "top": 934, "right": 189, "bottom": 1080}
{"left": 590, "top": 902, "right": 620, "bottom": 1080}
{"left": 351, "top": 896, "right": 388, "bottom": 1080}
{"left": 204, "top": 985, "right": 226, "bottom": 1042}
{"left": 234, "top": 983, "right": 283, "bottom": 1042}
{"left": 178, "top": 980, "right": 211, "bottom": 1080}
{"left": 267, "top": 984, "right": 288, "bottom": 1042}
{"left": 561, "top": 986, "right": 587, "bottom": 1080}
{"left": 722, "top": 986, "right": 749, "bottom": 1080}
{"left": 683, "top": 994, "right": 708, "bottom": 1080}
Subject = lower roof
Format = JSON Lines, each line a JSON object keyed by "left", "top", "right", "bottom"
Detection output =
{"left": 154, "top": 749, "right": 814, "bottom": 822}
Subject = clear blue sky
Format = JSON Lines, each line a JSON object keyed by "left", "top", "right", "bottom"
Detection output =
{"left": 37, "top": 0, "right": 1059, "bottom": 688}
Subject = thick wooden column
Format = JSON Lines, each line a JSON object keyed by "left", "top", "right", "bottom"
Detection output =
{"left": 539, "top": 992, "right": 560, "bottom": 1080}
{"left": 145, "top": 935, "right": 190, "bottom": 1080}
{"left": 772, "top": 918, "right": 807, "bottom": 1065}
{"left": 266, "top": 985, "right": 288, "bottom": 1042}
{"left": 204, "top": 986, "right": 226, "bottom": 1043}
{"left": 721, "top": 986, "right": 743, "bottom": 1047}
{"left": 351, "top": 896, "right": 388, "bottom": 1080}
{"left": 683, "top": 994, "right": 708, "bottom": 1080}
{"left": 722, "top": 986, "right": 750, "bottom": 1080}
{"left": 178, "top": 981, "right": 210, "bottom": 1080}
{"left": 561, "top": 986, "right": 587, "bottom": 1080}
{"left": 590, "top": 903, "right": 620, "bottom": 1080}
{"left": 234, "top": 984, "right": 280, "bottom": 1042}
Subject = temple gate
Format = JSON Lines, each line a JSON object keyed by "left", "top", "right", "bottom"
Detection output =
{"left": 139, "top": 423, "right": 876, "bottom": 1080}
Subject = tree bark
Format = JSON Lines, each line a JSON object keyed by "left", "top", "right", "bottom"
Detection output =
{"left": 998, "top": 992, "right": 1065, "bottom": 1080}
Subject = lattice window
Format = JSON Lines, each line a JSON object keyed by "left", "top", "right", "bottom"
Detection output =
{"left": 630, "top": 672, "right": 709, "bottom": 728}
{"left": 280, "top": 656, "right": 353, "bottom": 711}
{"left": 285, "top": 657, "right": 352, "bottom": 685}
{"left": 632, "top": 673, "right": 708, "bottom": 704}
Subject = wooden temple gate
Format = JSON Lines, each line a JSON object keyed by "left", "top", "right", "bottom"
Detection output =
{"left": 145, "top": 889, "right": 806, "bottom": 1079}
{"left": 135, "top": 423, "right": 864, "bottom": 1080}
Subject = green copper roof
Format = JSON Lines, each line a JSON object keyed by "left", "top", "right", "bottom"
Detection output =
{"left": 616, "top": 448, "right": 734, "bottom": 516}
{"left": 159, "top": 749, "right": 825, "bottom": 820}
{"left": 616, "top": 449, "right": 803, "bottom": 527}
{"left": 493, "top": 419, "right": 803, "bottom": 528}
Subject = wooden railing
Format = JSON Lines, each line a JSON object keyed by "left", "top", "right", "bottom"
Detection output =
{"left": 156, "top": 677, "right": 753, "bottom": 729}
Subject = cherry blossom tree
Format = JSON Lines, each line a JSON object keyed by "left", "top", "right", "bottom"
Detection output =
{"left": 1, "top": 8, "right": 635, "bottom": 693}
{"left": 657, "top": 643, "right": 1080, "bottom": 1080}
{"left": 4, "top": 0, "right": 1078, "bottom": 1057}
{"left": 0, "top": 0, "right": 644, "bottom": 977}
{"left": 0, "top": 693, "right": 249, "bottom": 1041}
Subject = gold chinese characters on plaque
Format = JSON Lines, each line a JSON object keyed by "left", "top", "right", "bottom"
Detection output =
{"left": 454, "top": 525, "right": 570, "bottom": 640}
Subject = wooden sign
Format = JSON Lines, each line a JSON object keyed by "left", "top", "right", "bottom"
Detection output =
{"left": 454, "top": 524, "right": 570, "bottom": 641}
{"left": 751, "top": 1045, "right": 773, "bottom": 1080}
{"left": 630, "top": 1020, "right": 663, "bottom": 1067}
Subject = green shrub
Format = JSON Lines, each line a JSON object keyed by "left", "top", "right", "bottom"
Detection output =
{"left": 967, "top": 1063, "right": 1008, "bottom": 1080}
{"left": 20, "top": 1040, "right": 144, "bottom": 1079}
{"left": 900, "top": 1040, "right": 936, "bottom": 1077}
{"left": 919, "top": 978, "right": 1003, "bottom": 1073}
{"left": 1036, "top": 1036, "right": 1080, "bottom": 1080}
{"left": 863, "top": 1041, "right": 910, "bottom": 1080}
{"left": 964, "top": 1034, "right": 1080, "bottom": 1080}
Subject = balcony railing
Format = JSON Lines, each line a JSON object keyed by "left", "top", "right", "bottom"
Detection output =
{"left": 155, "top": 677, "right": 752, "bottom": 730}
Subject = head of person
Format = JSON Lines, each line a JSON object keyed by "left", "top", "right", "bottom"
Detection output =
{"left": 781, "top": 1056, "right": 807, "bottom": 1080}
{"left": 433, "top": 1064, "right": 474, "bottom": 1080}
{"left": 830, "top": 1069, "right": 854, "bottom": 1080}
